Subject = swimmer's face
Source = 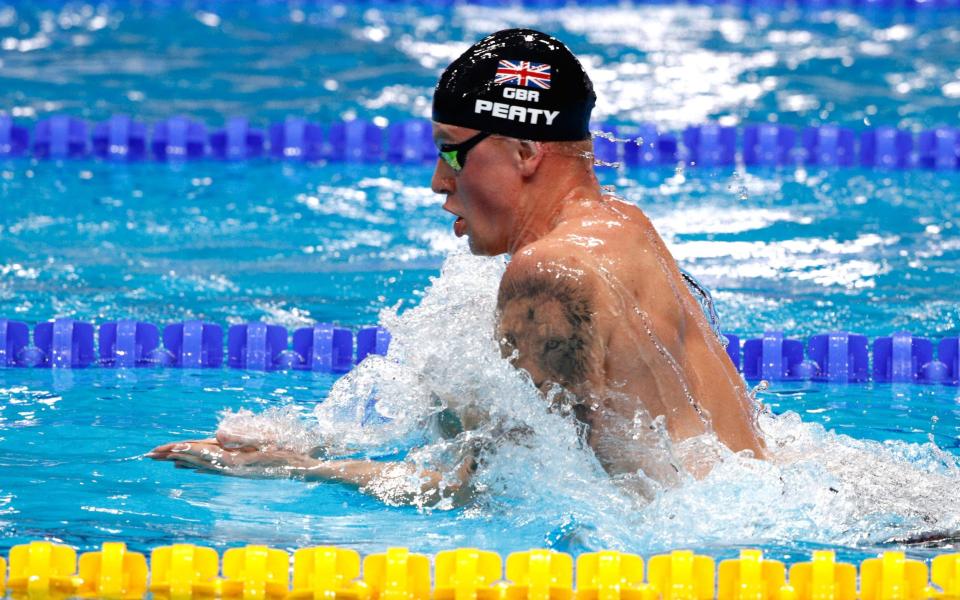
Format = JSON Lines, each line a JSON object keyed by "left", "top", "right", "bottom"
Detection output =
{"left": 431, "top": 122, "right": 522, "bottom": 256}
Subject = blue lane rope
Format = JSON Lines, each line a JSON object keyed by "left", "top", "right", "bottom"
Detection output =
{"left": 0, "top": 318, "right": 390, "bottom": 374}
{"left": 1, "top": 115, "right": 958, "bottom": 170}
{"left": 1, "top": 318, "right": 957, "bottom": 385}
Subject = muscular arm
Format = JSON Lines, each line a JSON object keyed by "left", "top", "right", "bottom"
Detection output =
{"left": 495, "top": 245, "right": 687, "bottom": 483}
{"left": 148, "top": 440, "right": 476, "bottom": 507}
{"left": 496, "top": 209, "right": 764, "bottom": 476}
{"left": 496, "top": 249, "right": 607, "bottom": 404}
{"left": 306, "top": 456, "right": 476, "bottom": 506}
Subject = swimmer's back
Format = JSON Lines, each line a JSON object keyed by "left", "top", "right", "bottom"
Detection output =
{"left": 504, "top": 194, "right": 765, "bottom": 459}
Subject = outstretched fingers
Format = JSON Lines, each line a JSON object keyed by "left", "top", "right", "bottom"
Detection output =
{"left": 148, "top": 438, "right": 315, "bottom": 480}
{"left": 147, "top": 439, "right": 221, "bottom": 461}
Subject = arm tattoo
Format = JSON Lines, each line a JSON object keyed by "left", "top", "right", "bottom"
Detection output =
{"left": 497, "top": 274, "right": 595, "bottom": 388}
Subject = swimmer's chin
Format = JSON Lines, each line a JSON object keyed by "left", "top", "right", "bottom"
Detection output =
{"left": 465, "top": 244, "right": 502, "bottom": 258}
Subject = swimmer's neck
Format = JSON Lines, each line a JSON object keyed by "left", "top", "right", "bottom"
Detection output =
{"left": 506, "top": 164, "right": 603, "bottom": 255}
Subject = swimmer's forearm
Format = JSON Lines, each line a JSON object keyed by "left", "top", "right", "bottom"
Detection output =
{"left": 299, "top": 458, "right": 473, "bottom": 505}
{"left": 304, "top": 459, "right": 447, "bottom": 494}
{"left": 300, "top": 459, "right": 409, "bottom": 486}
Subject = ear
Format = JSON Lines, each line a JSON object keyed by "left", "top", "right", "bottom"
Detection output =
{"left": 515, "top": 140, "right": 545, "bottom": 177}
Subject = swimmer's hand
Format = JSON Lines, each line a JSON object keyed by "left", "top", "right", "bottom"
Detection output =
{"left": 212, "top": 427, "right": 329, "bottom": 459}
{"left": 146, "top": 438, "right": 476, "bottom": 507}
{"left": 147, "top": 439, "right": 315, "bottom": 473}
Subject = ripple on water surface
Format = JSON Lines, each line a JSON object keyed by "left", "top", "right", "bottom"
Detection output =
{"left": 2, "top": 256, "right": 959, "bottom": 562}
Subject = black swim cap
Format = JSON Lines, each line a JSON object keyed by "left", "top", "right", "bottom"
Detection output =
{"left": 432, "top": 29, "right": 596, "bottom": 142}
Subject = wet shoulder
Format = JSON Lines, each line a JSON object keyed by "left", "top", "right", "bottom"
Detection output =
{"left": 552, "top": 197, "right": 656, "bottom": 253}
{"left": 534, "top": 197, "right": 685, "bottom": 326}
{"left": 499, "top": 239, "right": 607, "bottom": 323}
{"left": 504, "top": 236, "right": 601, "bottom": 288}
{"left": 498, "top": 241, "right": 606, "bottom": 390}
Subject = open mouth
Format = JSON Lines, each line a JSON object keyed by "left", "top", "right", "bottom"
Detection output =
{"left": 454, "top": 216, "right": 466, "bottom": 237}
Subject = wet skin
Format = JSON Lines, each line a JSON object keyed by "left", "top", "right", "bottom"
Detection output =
{"left": 149, "top": 122, "right": 764, "bottom": 503}
{"left": 432, "top": 122, "right": 765, "bottom": 479}
{"left": 496, "top": 199, "right": 765, "bottom": 477}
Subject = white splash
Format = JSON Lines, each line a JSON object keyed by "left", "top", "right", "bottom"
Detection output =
{"left": 217, "top": 252, "right": 960, "bottom": 551}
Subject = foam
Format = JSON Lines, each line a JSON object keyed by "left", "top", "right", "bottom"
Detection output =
{"left": 214, "top": 251, "right": 960, "bottom": 549}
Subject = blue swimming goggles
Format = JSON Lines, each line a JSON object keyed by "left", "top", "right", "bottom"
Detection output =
{"left": 438, "top": 131, "right": 492, "bottom": 172}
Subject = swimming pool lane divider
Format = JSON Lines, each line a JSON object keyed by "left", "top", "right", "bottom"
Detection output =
{"left": 725, "top": 330, "right": 958, "bottom": 384}
{"left": 0, "top": 318, "right": 390, "bottom": 373}
{"left": 0, "top": 541, "right": 960, "bottom": 600}
{"left": 2, "top": 115, "right": 959, "bottom": 171}
{"left": 0, "top": 542, "right": 958, "bottom": 600}
{"left": 1, "top": 318, "right": 958, "bottom": 385}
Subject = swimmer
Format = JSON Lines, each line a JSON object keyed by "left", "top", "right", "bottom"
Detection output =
{"left": 149, "top": 28, "right": 764, "bottom": 503}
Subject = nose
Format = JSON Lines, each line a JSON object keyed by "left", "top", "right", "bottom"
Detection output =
{"left": 431, "top": 158, "right": 455, "bottom": 195}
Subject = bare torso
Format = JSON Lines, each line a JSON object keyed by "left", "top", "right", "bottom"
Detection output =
{"left": 496, "top": 194, "right": 765, "bottom": 481}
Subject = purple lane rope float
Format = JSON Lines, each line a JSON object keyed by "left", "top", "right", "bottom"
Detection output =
{"left": 1, "top": 318, "right": 957, "bottom": 384}
{"left": 1, "top": 115, "right": 958, "bottom": 170}
{"left": 0, "top": 318, "right": 389, "bottom": 373}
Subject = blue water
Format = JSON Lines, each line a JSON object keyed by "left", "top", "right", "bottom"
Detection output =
{"left": 2, "top": 3, "right": 960, "bottom": 127}
{"left": 1, "top": 367, "right": 959, "bottom": 564}
{"left": 2, "top": 0, "right": 960, "bottom": 567}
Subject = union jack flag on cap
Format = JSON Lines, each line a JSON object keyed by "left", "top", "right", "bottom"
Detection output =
{"left": 495, "top": 60, "right": 552, "bottom": 89}
{"left": 433, "top": 29, "right": 595, "bottom": 141}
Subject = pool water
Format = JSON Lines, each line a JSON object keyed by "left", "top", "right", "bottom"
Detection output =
{"left": 1, "top": 366, "right": 959, "bottom": 563}
{"left": 2, "top": 0, "right": 960, "bottom": 566}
